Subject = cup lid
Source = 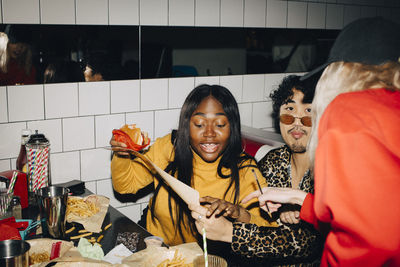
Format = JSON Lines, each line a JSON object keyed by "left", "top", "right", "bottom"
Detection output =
{"left": 27, "top": 130, "right": 49, "bottom": 144}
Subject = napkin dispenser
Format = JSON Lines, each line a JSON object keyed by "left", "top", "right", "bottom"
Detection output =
{"left": 0, "top": 170, "right": 28, "bottom": 209}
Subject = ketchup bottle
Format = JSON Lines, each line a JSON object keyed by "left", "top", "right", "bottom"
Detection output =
{"left": 16, "top": 129, "right": 31, "bottom": 172}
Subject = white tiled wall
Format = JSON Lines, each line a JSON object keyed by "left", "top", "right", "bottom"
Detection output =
{"left": 1, "top": 0, "right": 399, "bottom": 223}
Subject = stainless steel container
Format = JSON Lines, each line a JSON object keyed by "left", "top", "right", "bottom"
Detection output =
{"left": 37, "top": 186, "right": 69, "bottom": 239}
{"left": 0, "top": 240, "right": 30, "bottom": 267}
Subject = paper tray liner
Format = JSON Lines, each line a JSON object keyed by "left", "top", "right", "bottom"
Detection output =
{"left": 122, "top": 242, "right": 203, "bottom": 266}
{"left": 66, "top": 195, "right": 110, "bottom": 233}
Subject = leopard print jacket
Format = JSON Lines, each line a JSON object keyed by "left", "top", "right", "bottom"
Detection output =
{"left": 231, "top": 145, "right": 323, "bottom": 266}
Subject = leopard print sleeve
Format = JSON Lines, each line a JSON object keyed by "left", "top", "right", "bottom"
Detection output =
{"left": 231, "top": 222, "right": 323, "bottom": 263}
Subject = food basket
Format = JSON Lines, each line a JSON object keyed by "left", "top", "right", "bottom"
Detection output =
{"left": 16, "top": 219, "right": 40, "bottom": 240}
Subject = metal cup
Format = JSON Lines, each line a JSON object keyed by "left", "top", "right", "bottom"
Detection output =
{"left": 36, "top": 186, "right": 69, "bottom": 239}
{"left": 0, "top": 240, "right": 30, "bottom": 267}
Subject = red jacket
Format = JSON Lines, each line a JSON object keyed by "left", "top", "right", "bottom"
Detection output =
{"left": 0, "top": 59, "right": 36, "bottom": 86}
{"left": 300, "top": 89, "right": 400, "bottom": 267}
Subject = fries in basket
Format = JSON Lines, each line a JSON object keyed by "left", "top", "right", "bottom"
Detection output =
{"left": 66, "top": 197, "right": 100, "bottom": 218}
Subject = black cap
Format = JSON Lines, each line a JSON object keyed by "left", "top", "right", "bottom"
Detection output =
{"left": 4, "top": 25, "right": 32, "bottom": 44}
{"left": 301, "top": 17, "right": 400, "bottom": 81}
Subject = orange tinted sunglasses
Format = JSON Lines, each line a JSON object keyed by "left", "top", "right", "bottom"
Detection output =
{"left": 280, "top": 114, "right": 312, "bottom": 127}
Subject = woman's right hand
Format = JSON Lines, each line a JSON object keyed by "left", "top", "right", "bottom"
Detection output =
{"left": 110, "top": 136, "right": 130, "bottom": 157}
{"left": 188, "top": 204, "right": 233, "bottom": 243}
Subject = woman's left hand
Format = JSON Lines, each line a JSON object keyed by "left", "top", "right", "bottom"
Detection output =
{"left": 199, "top": 196, "right": 250, "bottom": 222}
{"left": 189, "top": 204, "right": 233, "bottom": 243}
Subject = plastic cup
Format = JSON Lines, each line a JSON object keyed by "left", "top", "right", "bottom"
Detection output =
{"left": 144, "top": 236, "right": 163, "bottom": 247}
{"left": 193, "top": 254, "right": 228, "bottom": 267}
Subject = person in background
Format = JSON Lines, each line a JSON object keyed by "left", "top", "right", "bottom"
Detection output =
{"left": 0, "top": 32, "right": 8, "bottom": 74}
{"left": 189, "top": 75, "right": 323, "bottom": 266}
{"left": 110, "top": 84, "right": 277, "bottom": 248}
{"left": 43, "top": 61, "right": 84, "bottom": 83}
{"left": 0, "top": 26, "right": 36, "bottom": 85}
{"left": 242, "top": 17, "right": 400, "bottom": 267}
{"left": 83, "top": 53, "right": 107, "bottom": 82}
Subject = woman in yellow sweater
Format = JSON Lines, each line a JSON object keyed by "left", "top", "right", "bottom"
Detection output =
{"left": 110, "top": 84, "right": 276, "bottom": 246}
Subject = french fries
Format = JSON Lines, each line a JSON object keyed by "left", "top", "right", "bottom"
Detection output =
{"left": 66, "top": 197, "right": 100, "bottom": 218}
{"left": 70, "top": 232, "right": 92, "bottom": 240}
{"left": 104, "top": 222, "right": 112, "bottom": 231}
{"left": 157, "top": 250, "right": 193, "bottom": 267}
{"left": 65, "top": 226, "right": 75, "bottom": 234}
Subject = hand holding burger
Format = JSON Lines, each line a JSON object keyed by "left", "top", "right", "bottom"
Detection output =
{"left": 110, "top": 124, "right": 150, "bottom": 156}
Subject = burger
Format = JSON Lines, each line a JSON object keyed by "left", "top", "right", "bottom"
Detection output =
{"left": 112, "top": 124, "right": 150, "bottom": 151}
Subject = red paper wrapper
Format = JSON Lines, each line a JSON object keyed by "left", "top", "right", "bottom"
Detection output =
{"left": 112, "top": 127, "right": 150, "bottom": 151}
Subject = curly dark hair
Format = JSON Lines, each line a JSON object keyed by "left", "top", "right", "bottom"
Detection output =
{"left": 270, "top": 75, "right": 318, "bottom": 133}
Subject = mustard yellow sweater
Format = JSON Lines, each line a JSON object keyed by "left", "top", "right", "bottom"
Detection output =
{"left": 111, "top": 134, "right": 277, "bottom": 246}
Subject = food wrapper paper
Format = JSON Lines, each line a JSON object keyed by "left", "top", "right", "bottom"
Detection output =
{"left": 122, "top": 242, "right": 203, "bottom": 267}
{"left": 66, "top": 195, "right": 110, "bottom": 233}
{"left": 27, "top": 238, "right": 74, "bottom": 267}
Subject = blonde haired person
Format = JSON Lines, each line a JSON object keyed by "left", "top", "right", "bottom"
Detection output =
{"left": 237, "top": 17, "right": 400, "bottom": 267}
{"left": 0, "top": 32, "right": 8, "bottom": 73}
{"left": 0, "top": 26, "right": 36, "bottom": 85}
